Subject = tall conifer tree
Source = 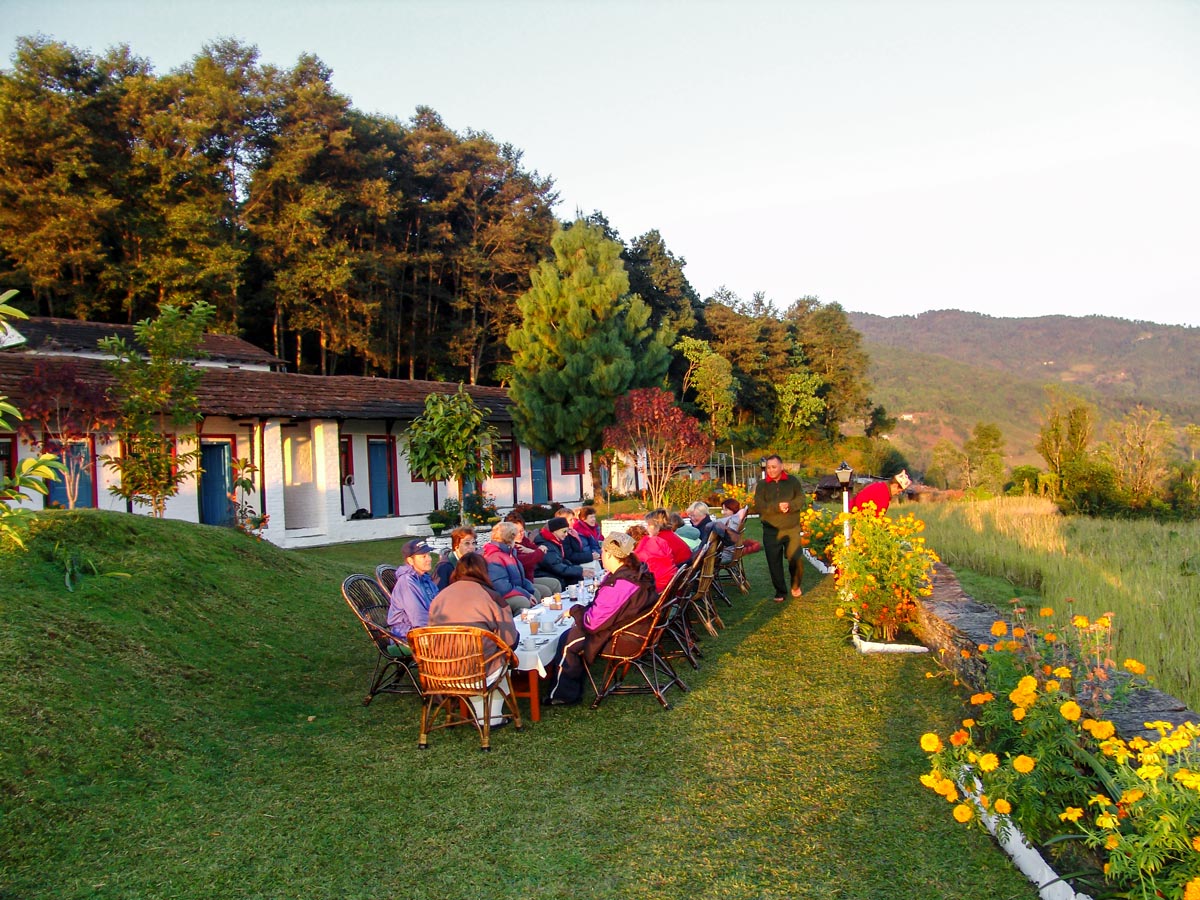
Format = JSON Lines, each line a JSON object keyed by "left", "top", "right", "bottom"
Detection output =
{"left": 506, "top": 220, "right": 668, "bottom": 455}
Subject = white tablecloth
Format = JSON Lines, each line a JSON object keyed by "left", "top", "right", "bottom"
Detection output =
{"left": 511, "top": 584, "right": 596, "bottom": 674}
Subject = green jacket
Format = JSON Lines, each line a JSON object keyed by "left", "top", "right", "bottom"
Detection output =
{"left": 752, "top": 472, "right": 806, "bottom": 530}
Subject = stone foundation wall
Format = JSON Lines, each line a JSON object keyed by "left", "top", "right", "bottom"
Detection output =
{"left": 914, "top": 563, "right": 1197, "bottom": 742}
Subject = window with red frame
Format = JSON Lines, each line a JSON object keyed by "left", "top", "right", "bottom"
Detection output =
{"left": 492, "top": 425, "right": 519, "bottom": 477}
{"left": 560, "top": 450, "right": 583, "bottom": 474}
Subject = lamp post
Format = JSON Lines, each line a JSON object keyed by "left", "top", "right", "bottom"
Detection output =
{"left": 835, "top": 462, "right": 854, "bottom": 547}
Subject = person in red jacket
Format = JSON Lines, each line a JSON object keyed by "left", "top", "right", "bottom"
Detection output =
{"left": 850, "top": 470, "right": 911, "bottom": 516}
{"left": 647, "top": 508, "right": 693, "bottom": 565}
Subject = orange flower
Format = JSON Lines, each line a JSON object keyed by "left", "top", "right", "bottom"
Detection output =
{"left": 1012, "top": 627, "right": 1026, "bottom": 638}
{"left": 1012, "top": 708, "right": 1026, "bottom": 722}
{"left": 1060, "top": 700, "right": 1082, "bottom": 722}
{"left": 970, "top": 692, "right": 995, "bottom": 705}
{"left": 977, "top": 643, "right": 990, "bottom": 653}
{"left": 962, "top": 718, "right": 975, "bottom": 728}
{"left": 990, "top": 621, "right": 1008, "bottom": 637}
{"left": 993, "top": 798, "right": 1012, "bottom": 815}
{"left": 949, "top": 729, "right": 969, "bottom": 747}
{"left": 953, "top": 803, "right": 974, "bottom": 823}
{"left": 1044, "top": 632, "right": 1057, "bottom": 643}
{"left": 1105, "top": 833, "right": 1120, "bottom": 850}
{"left": 1038, "top": 607, "right": 1054, "bottom": 617}
{"left": 1013, "top": 755, "right": 1036, "bottom": 774}
{"left": 1123, "top": 658, "right": 1147, "bottom": 676}
{"left": 959, "top": 649, "right": 970, "bottom": 659}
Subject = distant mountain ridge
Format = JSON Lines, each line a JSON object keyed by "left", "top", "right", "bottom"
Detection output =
{"left": 848, "top": 310, "right": 1200, "bottom": 470}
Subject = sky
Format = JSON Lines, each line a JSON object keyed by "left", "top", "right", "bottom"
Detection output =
{"left": 3, "top": 0, "right": 1198, "bottom": 327}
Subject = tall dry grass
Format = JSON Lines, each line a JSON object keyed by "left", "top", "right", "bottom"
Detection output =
{"left": 914, "top": 497, "right": 1200, "bottom": 710}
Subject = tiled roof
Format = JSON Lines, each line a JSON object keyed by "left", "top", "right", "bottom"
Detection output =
{"left": 5, "top": 317, "right": 286, "bottom": 368}
{"left": 0, "top": 354, "right": 513, "bottom": 422}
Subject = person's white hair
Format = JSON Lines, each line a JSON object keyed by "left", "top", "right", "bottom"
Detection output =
{"left": 687, "top": 501, "right": 709, "bottom": 517}
{"left": 490, "top": 521, "right": 517, "bottom": 543}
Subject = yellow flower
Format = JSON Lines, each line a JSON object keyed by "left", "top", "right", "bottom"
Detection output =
{"left": 990, "top": 620, "right": 1008, "bottom": 637}
{"left": 1190, "top": 834, "right": 1200, "bottom": 852}
{"left": 953, "top": 803, "right": 974, "bottom": 823}
{"left": 1123, "top": 658, "right": 1147, "bottom": 675}
{"left": 835, "top": 607, "right": 845, "bottom": 618}
{"left": 1104, "top": 833, "right": 1120, "bottom": 850}
{"left": 1072, "top": 614, "right": 1090, "bottom": 628}
{"left": 1087, "top": 794, "right": 1112, "bottom": 807}
{"left": 1053, "top": 666, "right": 1072, "bottom": 678}
{"left": 920, "top": 733, "right": 943, "bottom": 752}
{"left": 920, "top": 772, "right": 940, "bottom": 790}
{"left": 1096, "top": 812, "right": 1120, "bottom": 829}
{"left": 1012, "top": 627, "right": 1026, "bottom": 638}
{"left": 1119, "top": 788, "right": 1145, "bottom": 804}
{"left": 1012, "top": 707, "right": 1026, "bottom": 722}
{"left": 1013, "top": 755, "right": 1036, "bottom": 774}
{"left": 962, "top": 718, "right": 975, "bottom": 728}
{"left": 1136, "top": 763, "right": 1165, "bottom": 781}
{"left": 979, "top": 753, "right": 999, "bottom": 773}
{"left": 993, "top": 798, "right": 1012, "bottom": 815}
{"left": 1038, "top": 607, "right": 1054, "bottom": 617}
{"left": 1060, "top": 700, "right": 1082, "bottom": 722}
{"left": 1185, "top": 876, "right": 1200, "bottom": 900}
{"left": 1084, "top": 719, "right": 1116, "bottom": 740}
{"left": 1045, "top": 679, "right": 1061, "bottom": 692}
{"left": 1059, "top": 807, "right": 1083, "bottom": 823}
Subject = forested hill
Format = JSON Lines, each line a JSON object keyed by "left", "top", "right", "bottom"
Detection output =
{"left": 850, "top": 310, "right": 1200, "bottom": 468}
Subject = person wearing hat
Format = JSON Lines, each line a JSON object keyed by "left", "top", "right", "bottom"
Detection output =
{"left": 543, "top": 531, "right": 658, "bottom": 706}
{"left": 533, "top": 516, "right": 585, "bottom": 587}
{"left": 387, "top": 538, "right": 439, "bottom": 640}
{"left": 850, "top": 469, "right": 911, "bottom": 516}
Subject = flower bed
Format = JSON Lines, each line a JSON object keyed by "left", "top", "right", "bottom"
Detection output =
{"left": 916, "top": 599, "right": 1200, "bottom": 899}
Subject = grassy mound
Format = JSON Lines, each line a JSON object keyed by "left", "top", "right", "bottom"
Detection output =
{"left": 1, "top": 511, "right": 1035, "bottom": 899}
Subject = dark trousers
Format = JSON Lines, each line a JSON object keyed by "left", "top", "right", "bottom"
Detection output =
{"left": 762, "top": 523, "right": 804, "bottom": 596}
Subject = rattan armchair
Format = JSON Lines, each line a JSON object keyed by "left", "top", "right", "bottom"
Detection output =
{"left": 713, "top": 521, "right": 751, "bottom": 605}
{"left": 587, "top": 578, "right": 689, "bottom": 710}
{"left": 406, "top": 625, "right": 523, "bottom": 752}
{"left": 375, "top": 563, "right": 398, "bottom": 597}
{"left": 341, "top": 574, "right": 420, "bottom": 704}
{"left": 685, "top": 533, "right": 724, "bottom": 638}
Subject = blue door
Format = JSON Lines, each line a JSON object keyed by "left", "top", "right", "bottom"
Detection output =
{"left": 367, "top": 439, "right": 394, "bottom": 517}
{"left": 199, "top": 442, "right": 234, "bottom": 526}
{"left": 530, "top": 453, "right": 549, "bottom": 505}
{"left": 46, "top": 442, "right": 95, "bottom": 509}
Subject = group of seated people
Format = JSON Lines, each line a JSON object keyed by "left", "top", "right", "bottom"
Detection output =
{"left": 383, "top": 500, "right": 755, "bottom": 720}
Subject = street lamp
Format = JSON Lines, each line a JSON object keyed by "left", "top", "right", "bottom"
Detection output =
{"left": 835, "top": 462, "right": 854, "bottom": 547}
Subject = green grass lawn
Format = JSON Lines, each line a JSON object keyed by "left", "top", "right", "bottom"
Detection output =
{"left": 1, "top": 510, "right": 1036, "bottom": 899}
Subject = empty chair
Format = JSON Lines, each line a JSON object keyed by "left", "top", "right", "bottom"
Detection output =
{"left": 684, "top": 533, "right": 724, "bottom": 638}
{"left": 375, "top": 563, "right": 398, "bottom": 597}
{"left": 406, "top": 625, "right": 523, "bottom": 752}
{"left": 712, "top": 522, "right": 751, "bottom": 605}
{"left": 341, "top": 574, "right": 420, "bottom": 704}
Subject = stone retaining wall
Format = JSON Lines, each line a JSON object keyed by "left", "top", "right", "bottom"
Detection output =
{"left": 914, "top": 563, "right": 1197, "bottom": 741}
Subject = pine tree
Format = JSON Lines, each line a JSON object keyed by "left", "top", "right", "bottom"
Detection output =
{"left": 506, "top": 220, "right": 668, "bottom": 455}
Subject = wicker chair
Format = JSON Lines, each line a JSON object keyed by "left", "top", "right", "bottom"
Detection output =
{"left": 658, "top": 563, "right": 703, "bottom": 671}
{"left": 374, "top": 563, "right": 398, "bottom": 597}
{"left": 341, "top": 574, "right": 421, "bottom": 705}
{"left": 406, "top": 625, "right": 523, "bottom": 752}
{"left": 713, "top": 522, "right": 751, "bottom": 605}
{"left": 587, "top": 575, "right": 690, "bottom": 710}
{"left": 684, "top": 533, "right": 724, "bottom": 638}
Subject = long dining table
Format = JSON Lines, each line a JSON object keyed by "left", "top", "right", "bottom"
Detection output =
{"left": 508, "top": 564, "right": 601, "bottom": 722}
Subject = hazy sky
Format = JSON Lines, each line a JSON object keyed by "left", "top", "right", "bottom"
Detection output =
{"left": 3, "top": 0, "right": 1198, "bottom": 327}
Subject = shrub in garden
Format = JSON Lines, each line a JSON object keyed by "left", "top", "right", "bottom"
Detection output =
{"left": 918, "top": 606, "right": 1200, "bottom": 899}
{"left": 831, "top": 509, "right": 939, "bottom": 641}
{"left": 799, "top": 505, "right": 840, "bottom": 565}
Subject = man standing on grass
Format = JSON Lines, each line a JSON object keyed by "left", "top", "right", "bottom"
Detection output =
{"left": 751, "top": 454, "right": 807, "bottom": 603}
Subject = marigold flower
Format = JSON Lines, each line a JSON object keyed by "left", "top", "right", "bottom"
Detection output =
{"left": 1038, "top": 607, "right": 1054, "bottom": 617}
{"left": 949, "top": 729, "right": 969, "bottom": 747}
{"left": 978, "top": 794, "right": 990, "bottom": 809}
{"left": 1012, "top": 708, "right": 1026, "bottom": 722}
{"left": 1118, "top": 788, "right": 1145, "bottom": 805}
{"left": 959, "top": 649, "right": 970, "bottom": 659}
{"left": 1012, "top": 627, "right": 1025, "bottom": 638}
{"left": 1053, "top": 666, "right": 1072, "bottom": 679}
{"left": 1072, "top": 614, "right": 1089, "bottom": 628}
{"left": 1044, "top": 632, "right": 1057, "bottom": 642}
{"left": 993, "top": 798, "right": 1012, "bottom": 815}
{"left": 1190, "top": 834, "right": 1200, "bottom": 852}
{"left": 1104, "top": 833, "right": 1120, "bottom": 850}
{"left": 1060, "top": 700, "right": 1082, "bottom": 722}
{"left": 1059, "top": 807, "right": 1083, "bottom": 823}
{"left": 970, "top": 692, "right": 994, "bottom": 705}
{"left": 1088, "top": 794, "right": 1112, "bottom": 807}
{"left": 834, "top": 607, "right": 845, "bottom": 618}
{"left": 953, "top": 803, "right": 974, "bottom": 823}
{"left": 990, "top": 620, "right": 1008, "bottom": 637}
{"left": 1045, "top": 679, "right": 1061, "bottom": 692}
{"left": 1185, "top": 876, "right": 1200, "bottom": 900}
{"left": 1013, "top": 754, "right": 1036, "bottom": 774}
{"left": 979, "top": 753, "right": 999, "bottom": 772}
{"left": 1136, "top": 763, "right": 1165, "bottom": 781}
{"left": 920, "top": 732, "right": 943, "bottom": 752}
{"left": 920, "top": 772, "right": 940, "bottom": 790}
{"left": 1123, "top": 658, "right": 1147, "bottom": 675}
{"left": 1084, "top": 719, "right": 1115, "bottom": 740}
{"left": 962, "top": 718, "right": 975, "bottom": 728}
